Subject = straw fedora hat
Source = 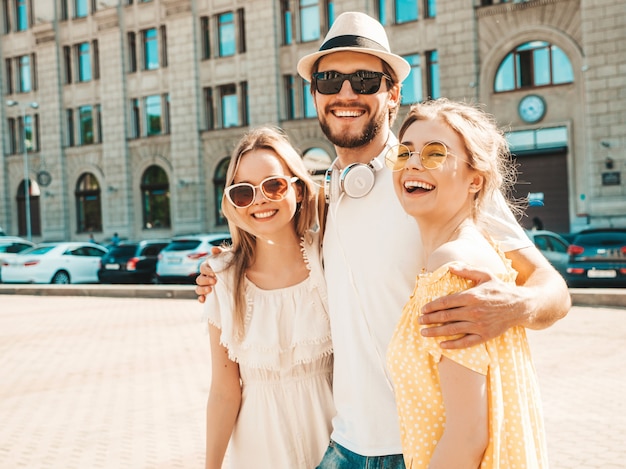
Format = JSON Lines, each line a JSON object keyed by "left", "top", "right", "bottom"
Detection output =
{"left": 297, "top": 11, "right": 410, "bottom": 83}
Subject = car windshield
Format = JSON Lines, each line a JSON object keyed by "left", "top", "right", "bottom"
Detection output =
{"left": 109, "top": 245, "right": 138, "bottom": 257}
{"left": 21, "top": 246, "right": 55, "bottom": 255}
{"left": 165, "top": 240, "right": 202, "bottom": 251}
{"left": 575, "top": 231, "right": 626, "bottom": 246}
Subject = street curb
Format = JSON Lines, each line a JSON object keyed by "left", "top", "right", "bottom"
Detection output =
{"left": 0, "top": 284, "right": 198, "bottom": 300}
{"left": 1, "top": 285, "right": 625, "bottom": 308}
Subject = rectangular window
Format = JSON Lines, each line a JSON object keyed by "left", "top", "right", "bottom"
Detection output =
{"left": 281, "top": 0, "right": 293, "bottom": 45}
{"left": 7, "top": 118, "right": 16, "bottom": 154}
{"left": 75, "top": 0, "right": 88, "bottom": 18}
{"left": 303, "top": 81, "right": 316, "bottom": 118}
{"left": 395, "top": 0, "right": 418, "bottom": 23}
{"left": 203, "top": 87, "right": 214, "bottom": 130}
{"left": 200, "top": 16, "right": 210, "bottom": 59}
{"left": 30, "top": 52, "right": 36, "bottom": 90}
{"left": 164, "top": 93, "right": 170, "bottom": 134}
{"left": 5, "top": 58, "right": 13, "bottom": 93}
{"left": 18, "top": 54, "right": 31, "bottom": 92}
{"left": 378, "top": 0, "right": 387, "bottom": 25}
{"left": 95, "top": 104, "right": 102, "bottom": 142}
{"left": 15, "top": 0, "right": 27, "bottom": 30}
{"left": 426, "top": 50, "right": 440, "bottom": 99}
{"left": 159, "top": 25, "right": 168, "bottom": 67}
{"left": 142, "top": 28, "right": 159, "bottom": 70}
{"left": 79, "top": 105, "right": 94, "bottom": 145}
{"left": 92, "top": 40, "right": 99, "bottom": 79}
{"left": 401, "top": 53, "right": 422, "bottom": 105}
{"left": 220, "top": 84, "right": 238, "bottom": 128}
{"left": 23, "top": 114, "right": 33, "bottom": 152}
{"left": 218, "top": 12, "right": 235, "bottom": 57}
{"left": 327, "top": 0, "right": 335, "bottom": 24}
{"left": 284, "top": 75, "right": 295, "bottom": 120}
{"left": 2, "top": 0, "right": 11, "bottom": 34}
{"left": 300, "top": 0, "right": 321, "bottom": 43}
{"left": 239, "top": 81, "right": 248, "bottom": 126}
{"left": 77, "top": 42, "right": 92, "bottom": 82}
{"left": 130, "top": 98, "right": 141, "bottom": 138}
{"left": 60, "top": 0, "right": 68, "bottom": 20}
{"left": 34, "top": 113, "right": 40, "bottom": 151}
{"left": 66, "top": 109, "right": 75, "bottom": 147}
{"left": 424, "top": 0, "right": 436, "bottom": 18}
{"left": 128, "top": 32, "right": 137, "bottom": 73}
{"left": 144, "top": 94, "right": 162, "bottom": 136}
{"left": 63, "top": 45, "right": 72, "bottom": 83}
{"left": 237, "top": 8, "right": 246, "bottom": 53}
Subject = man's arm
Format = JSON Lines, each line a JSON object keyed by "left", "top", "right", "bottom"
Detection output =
{"left": 419, "top": 245, "right": 571, "bottom": 349}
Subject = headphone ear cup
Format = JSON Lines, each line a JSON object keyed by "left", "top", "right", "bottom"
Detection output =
{"left": 341, "top": 164, "right": 376, "bottom": 199}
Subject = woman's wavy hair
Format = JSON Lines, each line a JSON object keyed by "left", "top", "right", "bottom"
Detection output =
{"left": 220, "top": 126, "right": 317, "bottom": 337}
{"left": 398, "top": 98, "right": 519, "bottom": 219}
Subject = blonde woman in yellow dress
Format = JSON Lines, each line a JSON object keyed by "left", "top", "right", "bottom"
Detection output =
{"left": 386, "top": 99, "right": 548, "bottom": 469}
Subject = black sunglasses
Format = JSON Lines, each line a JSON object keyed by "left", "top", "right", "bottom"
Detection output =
{"left": 311, "top": 70, "right": 391, "bottom": 95}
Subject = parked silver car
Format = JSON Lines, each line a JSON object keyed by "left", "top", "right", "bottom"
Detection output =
{"left": 156, "top": 233, "right": 231, "bottom": 284}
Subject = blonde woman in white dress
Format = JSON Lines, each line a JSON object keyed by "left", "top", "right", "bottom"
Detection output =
{"left": 203, "top": 127, "right": 334, "bottom": 469}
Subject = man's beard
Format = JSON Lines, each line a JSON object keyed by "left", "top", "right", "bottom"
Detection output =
{"left": 319, "top": 107, "right": 387, "bottom": 149}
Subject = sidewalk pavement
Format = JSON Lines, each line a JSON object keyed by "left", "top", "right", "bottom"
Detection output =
{"left": 0, "top": 293, "right": 625, "bottom": 468}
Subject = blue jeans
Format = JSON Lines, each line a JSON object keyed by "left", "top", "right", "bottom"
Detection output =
{"left": 316, "top": 440, "right": 406, "bottom": 469}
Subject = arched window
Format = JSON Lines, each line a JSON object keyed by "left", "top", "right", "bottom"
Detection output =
{"left": 213, "top": 158, "right": 229, "bottom": 226}
{"left": 140, "top": 165, "right": 171, "bottom": 229}
{"left": 494, "top": 41, "right": 574, "bottom": 92}
{"left": 303, "top": 147, "right": 332, "bottom": 184}
{"left": 16, "top": 179, "right": 41, "bottom": 237}
{"left": 75, "top": 173, "right": 102, "bottom": 233}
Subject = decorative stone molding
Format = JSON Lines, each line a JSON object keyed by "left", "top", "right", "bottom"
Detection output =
{"left": 476, "top": 0, "right": 565, "bottom": 17}
{"left": 32, "top": 23, "right": 55, "bottom": 45}
{"left": 163, "top": 0, "right": 192, "bottom": 18}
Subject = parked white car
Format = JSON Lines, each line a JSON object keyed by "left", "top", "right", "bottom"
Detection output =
{"left": 0, "top": 237, "right": 36, "bottom": 282}
{"left": 1, "top": 242, "right": 108, "bottom": 284}
{"left": 156, "top": 233, "right": 231, "bottom": 284}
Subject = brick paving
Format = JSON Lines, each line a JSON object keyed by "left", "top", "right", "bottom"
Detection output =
{"left": 0, "top": 295, "right": 625, "bottom": 468}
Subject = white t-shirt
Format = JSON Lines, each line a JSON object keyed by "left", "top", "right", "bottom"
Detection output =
{"left": 322, "top": 139, "right": 531, "bottom": 456}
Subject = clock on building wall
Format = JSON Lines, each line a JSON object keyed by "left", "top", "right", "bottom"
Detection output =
{"left": 518, "top": 94, "right": 546, "bottom": 123}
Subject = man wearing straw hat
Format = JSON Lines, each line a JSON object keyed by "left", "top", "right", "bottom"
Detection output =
{"left": 198, "top": 11, "right": 570, "bottom": 468}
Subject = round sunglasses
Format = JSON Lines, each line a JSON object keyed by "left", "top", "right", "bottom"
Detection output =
{"left": 311, "top": 70, "right": 391, "bottom": 95}
{"left": 385, "top": 141, "right": 458, "bottom": 171}
{"left": 224, "top": 176, "right": 299, "bottom": 209}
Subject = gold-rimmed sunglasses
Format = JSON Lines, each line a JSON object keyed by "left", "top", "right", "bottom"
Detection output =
{"left": 385, "top": 141, "right": 458, "bottom": 171}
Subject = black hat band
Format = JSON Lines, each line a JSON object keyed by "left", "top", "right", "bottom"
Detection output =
{"left": 319, "top": 34, "right": 389, "bottom": 53}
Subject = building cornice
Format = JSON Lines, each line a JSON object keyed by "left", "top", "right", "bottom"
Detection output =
{"left": 476, "top": 0, "right": 568, "bottom": 18}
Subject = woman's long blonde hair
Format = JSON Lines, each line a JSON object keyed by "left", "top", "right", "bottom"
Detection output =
{"left": 220, "top": 126, "right": 318, "bottom": 338}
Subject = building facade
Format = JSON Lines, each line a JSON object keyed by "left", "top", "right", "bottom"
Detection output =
{"left": 1, "top": 0, "right": 624, "bottom": 242}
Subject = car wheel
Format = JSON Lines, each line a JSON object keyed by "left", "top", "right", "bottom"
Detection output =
{"left": 150, "top": 273, "right": 160, "bottom": 285}
{"left": 51, "top": 271, "right": 71, "bottom": 284}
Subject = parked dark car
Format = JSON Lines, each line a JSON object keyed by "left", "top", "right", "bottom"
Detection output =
{"left": 565, "top": 228, "right": 626, "bottom": 288}
{"left": 98, "top": 239, "right": 170, "bottom": 284}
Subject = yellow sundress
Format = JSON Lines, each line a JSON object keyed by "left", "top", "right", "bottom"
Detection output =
{"left": 387, "top": 259, "right": 549, "bottom": 468}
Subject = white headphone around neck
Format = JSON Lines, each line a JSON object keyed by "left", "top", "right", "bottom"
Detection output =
{"left": 324, "top": 157, "right": 384, "bottom": 204}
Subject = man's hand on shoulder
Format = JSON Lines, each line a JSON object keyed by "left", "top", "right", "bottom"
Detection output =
{"left": 419, "top": 264, "right": 528, "bottom": 349}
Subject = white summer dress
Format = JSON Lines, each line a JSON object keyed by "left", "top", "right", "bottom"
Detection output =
{"left": 204, "top": 231, "right": 334, "bottom": 469}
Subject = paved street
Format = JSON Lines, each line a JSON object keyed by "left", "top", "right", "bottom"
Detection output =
{"left": 1, "top": 295, "right": 625, "bottom": 468}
